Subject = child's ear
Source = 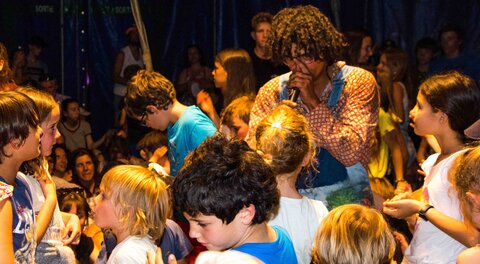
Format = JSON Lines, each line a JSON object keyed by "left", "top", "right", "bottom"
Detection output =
{"left": 145, "top": 105, "right": 158, "bottom": 113}
{"left": 301, "top": 153, "right": 311, "bottom": 167}
{"left": 466, "top": 191, "right": 480, "bottom": 207}
{"left": 239, "top": 204, "right": 256, "bottom": 225}
{"left": 9, "top": 138, "right": 21, "bottom": 149}
{"left": 139, "top": 149, "right": 148, "bottom": 160}
{"left": 439, "top": 111, "right": 449, "bottom": 125}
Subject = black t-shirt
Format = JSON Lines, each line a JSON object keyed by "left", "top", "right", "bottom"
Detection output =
{"left": 249, "top": 50, "right": 289, "bottom": 92}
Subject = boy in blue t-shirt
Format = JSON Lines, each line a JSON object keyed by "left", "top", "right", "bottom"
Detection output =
{"left": 124, "top": 70, "right": 216, "bottom": 176}
{"left": 172, "top": 134, "right": 298, "bottom": 264}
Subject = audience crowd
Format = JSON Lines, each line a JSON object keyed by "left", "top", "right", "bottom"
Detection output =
{"left": 0, "top": 4, "right": 479, "bottom": 264}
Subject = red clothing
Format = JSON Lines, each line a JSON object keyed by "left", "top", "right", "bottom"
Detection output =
{"left": 248, "top": 62, "right": 379, "bottom": 169}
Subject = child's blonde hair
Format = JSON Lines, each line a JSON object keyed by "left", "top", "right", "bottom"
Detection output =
{"left": 255, "top": 104, "right": 315, "bottom": 175}
{"left": 450, "top": 146, "right": 480, "bottom": 226}
{"left": 311, "top": 204, "right": 395, "bottom": 264}
{"left": 100, "top": 165, "right": 169, "bottom": 241}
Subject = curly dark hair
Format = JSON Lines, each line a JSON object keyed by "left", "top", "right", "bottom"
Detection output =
{"left": 125, "top": 70, "right": 176, "bottom": 117}
{"left": 268, "top": 5, "right": 348, "bottom": 66}
{"left": 172, "top": 133, "right": 279, "bottom": 225}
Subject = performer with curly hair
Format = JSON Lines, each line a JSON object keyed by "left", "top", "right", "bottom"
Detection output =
{"left": 247, "top": 5, "right": 379, "bottom": 209}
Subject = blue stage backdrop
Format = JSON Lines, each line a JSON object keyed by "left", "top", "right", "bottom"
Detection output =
{"left": 1, "top": 0, "right": 479, "bottom": 138}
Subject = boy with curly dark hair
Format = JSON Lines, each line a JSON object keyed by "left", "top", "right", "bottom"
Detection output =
{"left": 172, "top": 133, "right": 298, "bottom": 264}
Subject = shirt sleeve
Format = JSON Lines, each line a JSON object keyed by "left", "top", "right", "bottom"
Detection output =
{"left": 190, "top": 118, "right": 217, "bottom": 151}
{"left": 0, "top": 181, "right": 13, "bottom": 203}
{"left": 83, "top": 120, "right": 92, "bottom": 136}
{"left": 306, "top": 68, "right": 379, "bottom": 167}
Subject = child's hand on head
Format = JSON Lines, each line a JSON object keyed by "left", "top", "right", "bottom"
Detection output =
{"left": 149, "top": 146, "right": 168, "bottom": 164}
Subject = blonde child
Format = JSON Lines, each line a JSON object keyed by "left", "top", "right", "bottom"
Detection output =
{"left": 0, "top": 91, "right": 42, "bottom": 263}
{"left": 92, "top": 165, "right": 170, "bottom": 263}
{"left": 311, "top": 204, "right": 395, "bottom": 264}
{"left": 383, "top": 71, "right": 480, "bottom": 263}
{"left": 255, "top": 103, "right": 328, "bottom": 264}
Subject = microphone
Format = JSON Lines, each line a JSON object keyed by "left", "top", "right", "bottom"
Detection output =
{"left": 289, "top": 87, "right": 300, "bottom": 102}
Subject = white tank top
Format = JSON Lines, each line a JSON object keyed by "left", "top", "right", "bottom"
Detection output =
{"left": 113, "top": 46, "right": 144, "bottom": 96}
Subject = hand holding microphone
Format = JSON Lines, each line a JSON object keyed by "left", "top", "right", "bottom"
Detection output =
{"left": 289, "top": 87, "right": 300, "bottom": 102}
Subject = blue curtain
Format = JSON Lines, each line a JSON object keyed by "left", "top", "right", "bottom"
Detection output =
{"left": 1, "top": 0, "right": 479, "bottom": 137}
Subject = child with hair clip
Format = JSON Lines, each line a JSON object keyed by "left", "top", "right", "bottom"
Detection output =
{"left": 0, "top": 91, "right": 43, "bottom": 263}
{"left": 311, "top": 204, "right": 396, "bottom": 264}
{"left": 17, "top": 87, "right": 81, "bottom": 263}
{"left": 383, "top": 71, "right": 480, "bottom": 263}
{"left": 255, "top": 103, "right": 328, "bottom": 264}
{"left": 92, "top": 165, "right": 171, "bottom": 264}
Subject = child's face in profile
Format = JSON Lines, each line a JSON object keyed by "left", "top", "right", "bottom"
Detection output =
{"left": 220, "top": 116, "right": 249, "bottom": 140}
{"left": 184, "top": 212, "right": 248, "bottom": 251}
{"left": 40, "top": 107, "right": 61, "bottom": 156}
{"left": 409, "top": 93, "right": 443, "bottom": 137}
{"left": 92, "top": 191, "right": 119, "bottom": 231}
{"left": 230, "top": 116, "right": 249, "bottom": 140}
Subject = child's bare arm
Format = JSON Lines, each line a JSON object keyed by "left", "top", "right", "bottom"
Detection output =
{"left": 384, "top": 198, "right": 479, "bottom": 247}
{"left": 36, "top": 166, "right": 57, "bottom": 242}
{"left": 60, "top": 212, "right": 81, "bottom": 245}
{"left": 0, "top": 199, "right": 15, "bottom": 264}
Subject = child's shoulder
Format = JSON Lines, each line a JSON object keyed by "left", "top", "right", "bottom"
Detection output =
{"left": 0, "top": 180, "right": 14, "bottom": 203}
{"left": 457, "top": 246, "right": 480, "bottom": 264}
{"left": 176, "top": 106, "right": 216, "bottom": 132}
{"left": 110, "top": 236, "right": 156, "bottom": 263}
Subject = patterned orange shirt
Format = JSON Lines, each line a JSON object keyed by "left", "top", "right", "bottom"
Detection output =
{"left": 248, "top": 62, "right": 379, "bottom": 169}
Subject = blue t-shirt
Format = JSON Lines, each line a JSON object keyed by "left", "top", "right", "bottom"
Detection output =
{"left": 167, "top": 106, "right": 217, "bottom": 176}
{"left": 429, "top": 53, "right": 480, "bottom": 80}
{"left": 159, "top": 219, "right": 192, "bottom": 263}
{"left": 233, "top": 225, "right": 298, "bottom": 264}
{"left": 0, "top": 173, "right": 36, "bottom": 263}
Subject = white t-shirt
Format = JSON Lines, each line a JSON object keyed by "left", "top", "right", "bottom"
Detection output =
{"left": 404, "top": 149, "right": 468, "bottom": 264}
{"left": 108, "top": 235, "right": 156, "bottom": 264}
{"left": 269, "top": 196, "right": 329, "bottom": 264}
{"left": 23, "top": 174, "right": 66, "bottom": 244}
